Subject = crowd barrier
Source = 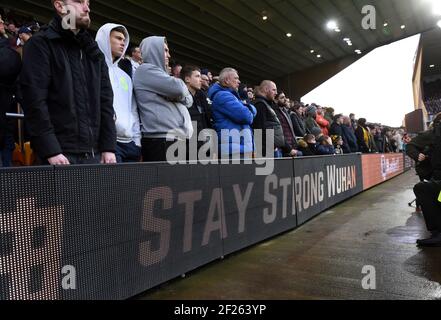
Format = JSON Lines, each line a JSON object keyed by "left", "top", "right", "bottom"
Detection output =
{"left": 0, "top": 153, "right": 411, "bottom": 300}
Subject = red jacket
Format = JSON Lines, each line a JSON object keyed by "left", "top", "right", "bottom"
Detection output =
{"left": 316, "top": 114, "right": 330, "bottom": 136}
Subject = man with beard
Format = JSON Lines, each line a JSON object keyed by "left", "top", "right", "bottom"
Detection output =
{"left": 20, "top": 0, "right": 117, "bottom": 165}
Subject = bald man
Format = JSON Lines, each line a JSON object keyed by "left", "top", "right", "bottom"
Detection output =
{"left": 253, "top": 81, "right": 301, "bottom": 158}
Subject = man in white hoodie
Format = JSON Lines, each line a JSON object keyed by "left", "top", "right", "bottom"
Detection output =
{"left": 96, "top": 23, "right": 141, "bottom": 163}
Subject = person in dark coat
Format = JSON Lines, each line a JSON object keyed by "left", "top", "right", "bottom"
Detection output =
{"left": 252, "top": 81, "right": 286, "bottom": 157}
{"left": 342, "top": 116, "right": 359, "bottom": 153}
{"left": 408, "top": 113, "right": 441, "bottom": 247}
{"left": 0, "top": 28, "right": 22, "bottom": 167}
{"left": 406, "top": 113, "right": 441, "bottom": 181}
{"left": 329, "top": 114, "right": 350, "bottom": 154}
{"left": 373, "top": 127, "right": 385, "bottom": 154}
{"left": 355, "top": 118, "right": 371, "bottom": 153}
{"left": 290, "top": 102, "right": 306, "bottom": 138}
{"left": 274, "top": 92, "right": 302, "bottom": 157}
{"left": 297, "top": 134, "right": 318, "bottom": 157}
{"left": 20, "top": 1, "right": 117, "bottom": 165}
{"left": 181, "top": 65, "right": 213, "bottom": 159}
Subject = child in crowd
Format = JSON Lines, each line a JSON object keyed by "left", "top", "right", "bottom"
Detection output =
{"left": 298, "top": 134, "right": 318, "bottom": 157}
{"left": 316, "top": 136, "right": 335, "bottom": 155}
{"left": 332, "top": 135, "right": 344, "bottom": 155}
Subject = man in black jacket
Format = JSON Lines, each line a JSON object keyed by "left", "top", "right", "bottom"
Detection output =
{"left": 0, "top": 16, "right": 22, "bottom": 167}
{"left": 181, "top": 65, "right": 212, "bottom": 159}
{"left": 407, "top": 113, "right": 441, "bottom": 247}
{"left": 20, "top": 0, "right": 116, "bottom": 165}
{"left": 252, "top": 81, "right": 285, "bottom": 158}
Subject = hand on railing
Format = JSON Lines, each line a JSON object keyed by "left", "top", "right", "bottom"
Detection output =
{"left": 48, "top": 154, "right": 71, "bottom": 166}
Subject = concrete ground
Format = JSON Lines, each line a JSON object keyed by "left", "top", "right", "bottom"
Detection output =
{"left": 139, "top": 171, "right": 441, "bottom": 300}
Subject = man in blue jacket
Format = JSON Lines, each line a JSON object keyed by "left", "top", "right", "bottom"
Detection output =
{"left": 208, "top": 68, "right": 257, "bottom": 159}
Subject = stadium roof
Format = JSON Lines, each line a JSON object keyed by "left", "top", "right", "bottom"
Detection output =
{"left": 3, "top": 0, "right": 441, "bottom": 82}
{"left": 421, "top": 27, "right": 441, "bottom": 78}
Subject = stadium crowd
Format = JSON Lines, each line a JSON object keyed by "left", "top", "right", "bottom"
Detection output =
{"left": 1, "top": 3, "right": 411, "bottom": 167}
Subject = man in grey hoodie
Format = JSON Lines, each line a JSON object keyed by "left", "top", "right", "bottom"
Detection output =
{"left": 133, "top": 37, "right": 193, "bottom": 162}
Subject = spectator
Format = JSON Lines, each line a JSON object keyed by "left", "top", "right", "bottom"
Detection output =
{"left": 119, "top": 45, "right": 143, "bottom": 79}
{"left": 324, "top": 107, "right": 335, "bottom": 124}
{"left": 20, "top": 0, "right": 117, "bottom": 165}
{"left": 7, "top": 22, "right": 17, "bottom": 36}
{"left": 238, "top": 83, "right": 250, "bottom": 104}
{"left": 201, "top": 69, "right": 213, "bottom": 84}
{"left": 355, "top": 118, "right": 371, "bottom": 153}
{"left": 311, "top": 127, "right": 323, "bottom": 140}
{"left": 96, "top": 24, "right": 141, "bottom": 163}
{"left": 0, "top": 15, "right": 22, "bottom": 167}
{"left": 342, "top": 116, "right": 359, "bottom": 153}
{"left": 134, "top": 36, "right": 193, "bottom": 162}
{"left": 330, "top": 114, "right": 350, "bottom": 154}
{"left": 208, "top": 68, "right": 256, "bottom": 158}
{"left": 17, "top": 26, "right": 33, "bottom": 47}
{"left": 181, "top": 65, "right": 212, "bottom": 157}
{"left": 368, "top": 126, "right": 378, "bottom": 153}
{"left": 253, "top": 81, "right": 286, "bottom": 158}
{"left": 212, "top": 75, "right": 220, "bottom": 85}
{"left": 171, "top": 61, "right": 182, "bottom": 78}
{"left": 394, "top": 129, "right": 404, "bottom": 153}
{"left": 316, "top": 107, "right": 330, "bottom": 136}
{"left": 201, "top": 74, "right": 210, "bottom": 93}
{"left": 0, "top": 14, "right": 6, "bottom": 40}
{"left": 298, "top": 134, "right": 318, "bottom": 157}
{"left": 373, "top": 127, "right": 385, "bottom": 153}
{"left": 274, "top": 92, "right": 302, "bottom": 157}
{"left": 304, "top": 104, "right": 321, "bottom": 135}
{"left": 290, "top": 102, "right": 306, "bottom": 138}
{"left": 350, "top": 113, "right": 358, "bottom": 130}
{"left": 332, "top": 135, "right": 344, "bottom": 155}
{"left": 5, "top": 21, "right": 17, "bottom": 48}
{"left": 247, "top": 87, "right": 255, "bottom": 102}
{"left": 383, "top": 128, "right": 394, "bottom": 153}
{"left": 316, "top": 135, "right": 335, "bottom": 155}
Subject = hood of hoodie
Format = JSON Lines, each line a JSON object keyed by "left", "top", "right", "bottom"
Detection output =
{"left": 95, "top": 23, "right": 129, "bottom": 68}
{"left": 140, "top": 36, "right": 167, "bottom": 73}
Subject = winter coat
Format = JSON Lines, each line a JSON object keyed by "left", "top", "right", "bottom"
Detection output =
{"left": 330, "top": 122, "right": 350, "bottom": 154}
{"left": 290, "top": 111, "right": 306, "bottom": 138}
{"left": 252, "top": 96, "right": 285, "bottom": 153}
{"left": 342, "top": 124, "right": 359, "bottom": 153}
{"left": 0, "top": 37, "right": 21, "bottom": 149}
{"left": 208, "top": 83, "right": 257, "bottom": 156}
{"left": 20, "top": 15, "right": 116, "bottom": 159}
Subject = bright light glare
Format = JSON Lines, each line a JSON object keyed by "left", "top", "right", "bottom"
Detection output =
{"left": 302, "top": 35, "right": 421, "bottom": 127}
{"left": 327, "top": 20, "right": 338, "bottom": 30}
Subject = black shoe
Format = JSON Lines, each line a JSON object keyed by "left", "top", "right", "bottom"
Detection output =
{"left": 417, "top": 231, "right": 440, "bottom": 245}
{"left": 417, "top": 233, "right": 441, "bottom": 247}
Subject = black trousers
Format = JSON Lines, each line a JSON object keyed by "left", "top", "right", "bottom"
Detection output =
{"left": 142, "top": 138, "right": 190, "bottom": 163}
{"left": 414, "top": 182, "right": 441, "bottom": 232}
